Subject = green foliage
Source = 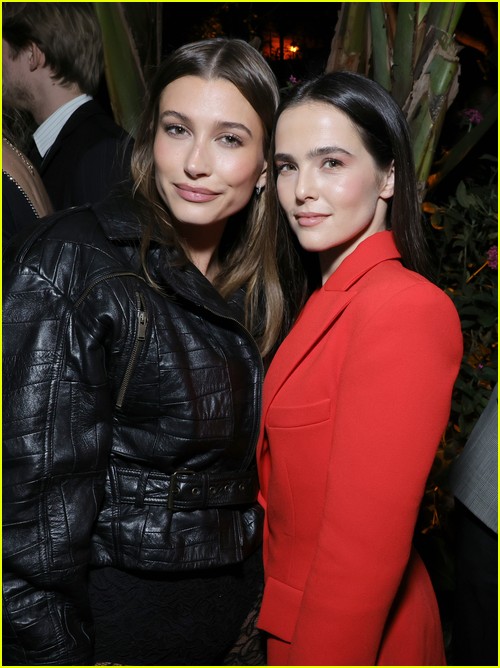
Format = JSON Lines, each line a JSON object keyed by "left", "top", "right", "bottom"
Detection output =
{"left": 326, "top": 3, "right": 465, "bottom": 195}
{"left": 428, "top": 94, "right": 498, "bottom": 190}
{"left": 417, "top": 159, "right": 497, "bottom": 620}
{"left": 428, "top": 159, "right": 498, "bottom": 454}
{"left": 94, "top": 3, "right": 162, "bottom": 137}
{"left": 418, "top": 156, "right": 498, "bottom": 553}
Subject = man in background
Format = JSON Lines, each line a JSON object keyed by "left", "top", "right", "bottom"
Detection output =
{"left": 449, "top": 385, "right": 498, "bottom": 666}
{"left": 2, "top": 3, "right": 132, "bottom": 211}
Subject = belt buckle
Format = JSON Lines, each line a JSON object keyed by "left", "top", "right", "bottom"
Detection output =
{"left": 167, "top": 469, "right": 195, "bottom": 510}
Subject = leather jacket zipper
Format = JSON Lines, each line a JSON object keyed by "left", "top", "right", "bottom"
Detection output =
{"left": 115, "top": 291, "right": 148, "bottom": 409}
{"left": 73, "top": 270, "right": 261, "bottom": 461}
{"left": 72, "top": 271, "right": 148, "bottom": 410}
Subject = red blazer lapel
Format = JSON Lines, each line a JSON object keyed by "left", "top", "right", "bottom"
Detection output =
{"left": 262, "top": 289, "right": 355, "bottom": 416}
{"left": 262, "top": 231, "right": 402, "bottom": 423}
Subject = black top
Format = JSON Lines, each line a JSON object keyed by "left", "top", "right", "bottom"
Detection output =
{"left": 2, "top": 170, "right": 41, "bottom": 246}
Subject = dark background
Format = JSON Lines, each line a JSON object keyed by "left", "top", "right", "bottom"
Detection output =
{"left": 159, "top": 2, "right": 497, "bottom": 90}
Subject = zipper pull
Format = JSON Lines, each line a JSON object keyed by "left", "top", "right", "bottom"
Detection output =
{"left": 137, "top": 310, "right": 147, "bottom": 340}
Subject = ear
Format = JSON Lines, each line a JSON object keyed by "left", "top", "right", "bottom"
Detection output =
{"left": 28, "top": 42, "right": 45, "bottom": 72}
{"left": 256, "top": 161, "right": 268, "bottom": 191}
{"left": 379, "top": 161, "right": 395, "bottom": 200}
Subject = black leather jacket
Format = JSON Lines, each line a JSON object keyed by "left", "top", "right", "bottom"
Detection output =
{"left": 3, "top": 197, "right": 264, "bottom": 665}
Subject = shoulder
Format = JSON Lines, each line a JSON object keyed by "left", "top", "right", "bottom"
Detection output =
{"left": 347, "top": 260, "right": 462, "bottom": 347}
{"left": 5, "top": 206, "right": 104, "bottom": 259}
{"left": 67, "top": 100, "right": 129, "bottom": 142}
{"left": 360, "top": 260, "right": 457, "bottom": 314}
{"left": 3, "top": 200, "right": 141, "bottom": 296}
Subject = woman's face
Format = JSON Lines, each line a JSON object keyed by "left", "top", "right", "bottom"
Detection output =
{"left": 154, "top": 75, "right": 266, "bottom": 233}
{"left": 274, "top": 101, "right": 394, "bottom": 281}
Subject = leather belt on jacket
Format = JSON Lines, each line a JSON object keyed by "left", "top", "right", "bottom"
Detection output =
{"left": 113, "top": 466, "right": 259, "bottom": 510}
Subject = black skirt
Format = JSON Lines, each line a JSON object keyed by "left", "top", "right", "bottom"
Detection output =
{"left": 88, "top": 547, "right": 264, "bottom": 666}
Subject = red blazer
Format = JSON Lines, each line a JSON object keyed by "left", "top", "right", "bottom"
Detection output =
{"left": 257, "top": 231, "right": 462, "bottom": 666}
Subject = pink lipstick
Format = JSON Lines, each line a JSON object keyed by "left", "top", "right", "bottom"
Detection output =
{"left": 295, "top": 212, "right": 330, "bottom": 227}
{"left": 174, "top": 184, "right": 220, "bottom": 203}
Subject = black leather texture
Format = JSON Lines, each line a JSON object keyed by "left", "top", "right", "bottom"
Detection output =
{"left": 2, "top": 196, "right": 263, "bottom": 665}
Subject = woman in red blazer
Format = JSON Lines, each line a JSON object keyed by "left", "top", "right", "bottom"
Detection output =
{"left": 257, "top": 72, "right": 463, "bottom": 665}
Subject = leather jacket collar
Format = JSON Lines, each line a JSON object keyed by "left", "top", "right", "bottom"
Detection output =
{"left": 92, "top": 194, "right": 246, "bottom": 324}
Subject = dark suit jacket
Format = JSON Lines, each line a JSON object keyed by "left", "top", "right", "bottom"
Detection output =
{"left": 449, "top": 384, "right": 498, "bottom": 532}
{"left": 30, "top": 100, "right": 133, "bottom": 210}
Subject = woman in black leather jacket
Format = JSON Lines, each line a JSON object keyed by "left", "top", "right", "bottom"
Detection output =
{"left": 2, "top": 39, "right": 304, "bottom": 666}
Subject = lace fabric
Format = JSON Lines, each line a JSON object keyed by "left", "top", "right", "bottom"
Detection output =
{"left": 222, "top": 591, "right": 265, "bottom": 665}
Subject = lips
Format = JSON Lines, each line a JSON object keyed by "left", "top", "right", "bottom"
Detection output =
{"left": 295, "top": 212, "right": 330, "bottom": 227}
{"left": 174, "top": 183, "right": 220, "bottom": 203}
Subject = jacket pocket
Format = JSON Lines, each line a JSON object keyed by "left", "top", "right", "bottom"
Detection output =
{"left": 267, "top": 398, "right": 330, "bottom": 428}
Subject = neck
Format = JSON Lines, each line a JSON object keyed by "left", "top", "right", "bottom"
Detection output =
{"left": 178, "top": 219, "right": 227, "bottom": 280}
{"left": 320, "top": 213, "right": 388, "bottom": 284}
{"left": 32, "top": 80, "right": 84, "bottom": 125}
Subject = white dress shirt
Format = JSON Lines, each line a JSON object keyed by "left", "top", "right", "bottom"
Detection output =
{"left": 33, "top": 94, "right": 93, "bottom": 158}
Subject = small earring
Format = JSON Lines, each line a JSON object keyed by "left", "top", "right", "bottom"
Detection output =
{"left": 255, "top": 185, "right": 263, "bottom": 197}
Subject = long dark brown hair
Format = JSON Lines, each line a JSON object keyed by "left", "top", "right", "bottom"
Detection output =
{"left": 131, "top": 38, "right": 304, "bottom": 357}
{"left": 269, "top": 71, "right": 431, "bottom": 278}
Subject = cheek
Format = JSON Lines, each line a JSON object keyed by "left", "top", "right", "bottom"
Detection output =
{"left": 222, "top": 151, "right": 264, "bottom": 191}
{"left": 153, "top": 136, "right": 177, "bottom": 176}
{"left": 152, "top": 136, "right": 164, "bottom": 172}
{"left": 334, "top": 174, "right": 381, "bottom": 207}
{"left": 276, "top": 177, "right": 294, "bottom": 207}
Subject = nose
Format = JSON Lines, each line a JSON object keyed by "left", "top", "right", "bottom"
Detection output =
{"left": 184, "top": 139, "right": 212, "bottom": 178}
{"left": 294, "top": 167, "right": 318, "bottom": 202}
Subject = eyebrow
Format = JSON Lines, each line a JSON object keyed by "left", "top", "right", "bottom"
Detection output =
{"left": 274, "top": 145, "right": 353, "bottom": 162}
{"left": 159, "top": 110, "right": 253, "bottom": 138}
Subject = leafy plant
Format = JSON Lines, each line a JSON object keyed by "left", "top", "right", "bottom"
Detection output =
{"left": 413, "top": 156, "right": 497, "bottom": 653}
{"left": 94, "top": 3, "right": 162, "bottom": 136}
{"left": 327, "top": 2, "right": 465, "bottom": 195}
{"left": 326, "top": 2, "right": 497, "bottom": 199}
{"left": 427, "top": 159, "right": 498, "bottom": 454}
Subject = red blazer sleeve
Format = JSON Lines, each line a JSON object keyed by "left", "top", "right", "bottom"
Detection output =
{"left": 289, "top": 283, "right": 462, "bottom": 665}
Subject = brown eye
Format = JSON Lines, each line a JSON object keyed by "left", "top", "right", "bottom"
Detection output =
{"left": 276, "top": 162, "right": 295, "bottom": 173}
{"left": 165, "top": 124, "right": 188, "bottom": 137}
{"left": 219, "top": 134, "right": 243, "bottom": 147}
{"left": 323, "top": 159, "right": 341, "bottom": 169}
